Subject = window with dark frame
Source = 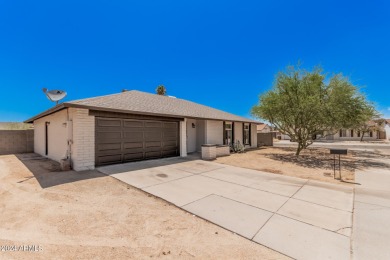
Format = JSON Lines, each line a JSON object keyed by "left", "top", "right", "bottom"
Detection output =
{"left": 351, "top": 130, "right": 354, "bottom": 137}
{"left": 224, "top": 122, "right": 233, "bottom": 145}
{"left": 370, "top": 131, "right": 373, "bottom": 137}
{"left": 243, "top": 123, "right": 250, "bottom": 145}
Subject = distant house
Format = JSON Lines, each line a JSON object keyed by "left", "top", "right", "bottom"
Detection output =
{"left": 385, "top": 119, "right": 390, "bottom": 141}
{"left": 274, "top": 120, "right": 388, "bottom": 141}
{"left": 320, "top": 129, "right": 378, "bottom": 141}
{"left": 280, "top": 133, "right": 291, "bottom": 140}
{"left": 257, "top": 123, "right": 272, "bottom": 133}
{"left": 318, "top": 120, "right": 386, "bottom": 141}
{"left": 25, "top": 90, "right": 259, "bottom": 171}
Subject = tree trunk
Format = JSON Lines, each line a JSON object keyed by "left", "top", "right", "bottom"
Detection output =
{"left": 296, "top": 142, "right": 303, "bottom": 156}
{"left": 360, "top": 132, "right": 364, "bottom": 142}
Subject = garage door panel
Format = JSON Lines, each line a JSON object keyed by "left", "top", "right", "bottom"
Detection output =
{"left": 96, "top": 117, "right": 179, "bottom": 166}
{"left": 144, "top": 132, "right": 162, "bottom": 141}
{"left": 163, "top": 137, "right": 178, "bottom": 142}
{"left": 162, "top": 150, "right": 178, "bottom": 157}
{"left": 163, "top": 129, "right": 177, "bottom": 134}
{"left": 123, "top": 128, "right": 146, "bottom": 133}
{"left": 145, "top": 121, "right": 162, "bottom": 128}
{"left": 163, "top": 145, "right": 178, "bottom": 151}
{"left": 162, "top": 146, "right": 178, "bottom": 152}
{"left": 96, "top": 150, "right": 123, "bottom": 157}
{"left": 144, "top": 127, "right": 163, "bottom": 133}
{"left": 145, "top": 141, "right": 162, "bottom": 148}
{"left": 122, "top": 148, "right": 145, "bottom": 153}
{"left": 144, "top": 146, "right": 164, "bottom": 152}
{"left": 97, "top": 131, "right": 122, "bottom": 139}
{"left": 97, "top": 143, "right": 122, "bottom": 151}
{"left": 97, "top": 154, "right": 122, "bottom": 165}
{"left": 164, "top": 122, "right": 178, "bottom": 128}
{"left": 123, "top": 152, "right": 144, "bottom": 162}
{"left": 145, "top": 151, "right": 162, "bottom": 159}
{"left": 123, "top": 132, "right": 144, "bottom": 139}
{"left": 123, "top": 142, "right": 143, "bottom": 149}
{"left": 96, "top": 119, "right": 122, "bottom": 127}
{"left": 163, "top": 140, "right": 177, "bottom": 147}
{"left": 163, "top": 131, "right": 178, "bottom": 138}
{"left": 123, "top": 120, "right": 144, "bottom": 128}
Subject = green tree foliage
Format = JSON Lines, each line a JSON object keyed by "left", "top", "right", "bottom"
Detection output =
{"left": 156, "top": 85, "right": 167, "bottom": 95}
{"left": 252, "top": 65, "right": 378, "bottom": 155}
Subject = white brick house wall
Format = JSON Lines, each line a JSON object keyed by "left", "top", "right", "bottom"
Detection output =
{"left": 251, "top": 123, "right": 257, "bottom": 148}
{"left": 206, "top": 120, "right": 223, "bottom": 144}
{"left": 32, "top": 108, "right": 95, "bottom": 171}
{"left": 386, "top": 125, "right": 390, "bottom": 141}
{"left": 69, "top": 108, "right": 95, "bottom": 171}
{"left": 234, "top": 122, "right": 243, "bottom": 145}
{"left": 33, "top": 109, "right": 68, "bottom": 162}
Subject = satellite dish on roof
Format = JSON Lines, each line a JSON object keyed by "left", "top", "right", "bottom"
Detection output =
{"left": 42, "top": 88, "right": 67, "bottom": 105}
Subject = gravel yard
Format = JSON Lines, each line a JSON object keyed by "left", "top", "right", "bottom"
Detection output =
{"left": 0, "top": 154, "right": 287, "bottom": 260}
{"left": 216, "top": 147, "right": 390, "bottom": 185}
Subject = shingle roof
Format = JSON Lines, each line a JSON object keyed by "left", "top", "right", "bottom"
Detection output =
{"left": 257, "top": 123, "right": 268, "bottom": 131}
{"left": 25, "top": 90, "right": 259, "bottom": 123}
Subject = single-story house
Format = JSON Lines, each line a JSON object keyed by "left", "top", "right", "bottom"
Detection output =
{"left": 257, "top": 123, "right": 272, "bottom": 133}
{"left": 318, "top": 120, "right": 387, "bottom": 141}
{"left": 25, "top": 90, "right": 259, "bottom": 171}
{"left": 319, "top": 129, "right": 379, "bottom": 141}
{"left": 282, "top": 128, "right": 383, "bottom": 141}
{"left": 385, "top": 119, "right": 390, "bottom": 141}
{"left": 280, "top": 133, "right": 291, "bottom": 140}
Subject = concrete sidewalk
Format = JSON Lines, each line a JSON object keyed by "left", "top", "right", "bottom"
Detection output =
{"left": 98, "top": 157, "right": 354, "bottom": 260}
{"left": 353, "top": 168, "right": 390, "bottom": 260}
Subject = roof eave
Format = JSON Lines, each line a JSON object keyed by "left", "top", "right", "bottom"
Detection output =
{"left": 25, "top": 102, "right": 261, "bottom": 124}
{"left": 24, "top": 104, "right": 67, "bottom": 123}
{"left": 82, "top": 104, "right": 259, "bottom": 123}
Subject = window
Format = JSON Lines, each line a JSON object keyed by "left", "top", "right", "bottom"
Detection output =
{"left": 358, "top": 131, "right": 361, "bottom": 137}
{"left": 224, "top": 122, "right": 233, "bottom": 145}
{"left": 351, "top": 130, "right": 354, "bottom": 137}
{"left": 339, "top": 129, "right": 347, "bottom": 137}
{"left": 370, "top": 131, "right": 373, "bottom": 137}
{"left": 243, "top": 123, "right": 250, "bottom": 145}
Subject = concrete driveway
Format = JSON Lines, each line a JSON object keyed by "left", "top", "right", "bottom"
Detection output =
{"left": 353, "top": 168, "right": 390, "bottom": 260}
{"left": 98, "top": 156, "right": 354, "bottom": 260}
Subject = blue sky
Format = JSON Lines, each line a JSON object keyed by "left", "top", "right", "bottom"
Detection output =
{"left": 0, "top": 0, "right": 389, "bottom": 122}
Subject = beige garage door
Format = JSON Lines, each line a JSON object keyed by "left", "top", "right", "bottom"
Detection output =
{"left": 95, "top": 117, "right": 179, "bottom": 166}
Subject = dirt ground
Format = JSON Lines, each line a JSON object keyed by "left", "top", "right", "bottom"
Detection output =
{"left": 216, "top": 147, "right": 390, "bottom": 186}
{"left": 0, "top": 154, "right": 289, "bottom": 260}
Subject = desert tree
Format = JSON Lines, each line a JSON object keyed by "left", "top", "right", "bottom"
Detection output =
{"left": 252, "top": 64, "right": 378, "bottom": 155}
